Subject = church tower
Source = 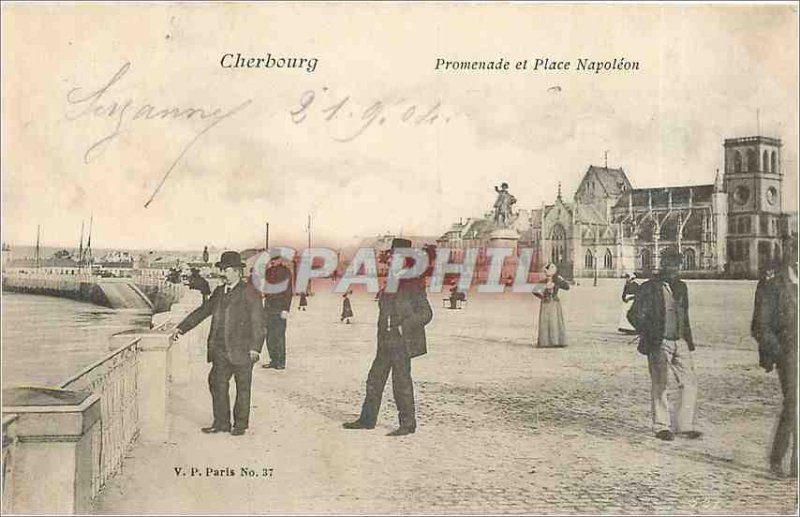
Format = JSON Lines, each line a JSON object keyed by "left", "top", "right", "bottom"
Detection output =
{"left": 723, "top": 136, "right": 783, "bottom": 278}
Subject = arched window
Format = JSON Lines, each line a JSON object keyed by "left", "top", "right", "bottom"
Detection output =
{"left": 641, "top": 248, "right": 652, "bottom": 270}
{"left": 734, "top": 151, "right": 743, "bottom": 173}
{"left": 584, "top": 249, "right": 594, "bottom": 269}
{"left": 604, "top": 249, "right": 613, "bottom": 269}
{"left": 763, "top": 150, "right": 770, "bottom": 172}
{"left": 550, "top": 224, "right": 567, "bottom": 264}
{"left": 747, "top": 149, "right": 757, "bottom": 172}
{"left": 683, "top": 248, "right": 696, "bottom": 270}
{"left": 771, "top": 151, "right": 777, "bottom": 174}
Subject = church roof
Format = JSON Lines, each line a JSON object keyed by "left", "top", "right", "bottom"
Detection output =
{"left": 581, "top": 166, "right": 632, "bottom": 198}
{"left": 612, "top": 184, "right": 714, "bottom": 210}
{"left": 575, "top": 203, "right": 607, "bottom": 225}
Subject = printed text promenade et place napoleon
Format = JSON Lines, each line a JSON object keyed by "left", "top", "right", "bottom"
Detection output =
{"left": 435, "top": 57, "right": 641, "bottom": 73}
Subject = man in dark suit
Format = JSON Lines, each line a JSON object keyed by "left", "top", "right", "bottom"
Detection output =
{"left": 752, "top": 236, "right": 798, "bottom": 478}
{"left": 629, "top": 248, "right": 701, "bottom": 442}
{"left": 343, "top": 238, "right": 433, "bottom": 436}
{"left": 172, "top": 251, "right": 264, "bottom": 436}
{"left": 262, "top": 255, "right": 293, "bottom": 370}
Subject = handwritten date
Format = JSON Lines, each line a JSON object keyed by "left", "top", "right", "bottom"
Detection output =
{"left": 290, "top": 88, "right": 451, "bottom": 142}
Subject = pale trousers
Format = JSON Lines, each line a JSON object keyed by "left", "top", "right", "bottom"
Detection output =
{"left": 647, "top": 339, "right": 698, "bottom": 433}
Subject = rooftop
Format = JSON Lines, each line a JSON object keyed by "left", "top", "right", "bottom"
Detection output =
{"left": 612, "top": 184, "right": 714, "bottom": 210}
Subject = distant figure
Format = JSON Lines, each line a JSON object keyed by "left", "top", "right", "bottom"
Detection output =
{"left": 533, "top": 263, "right": 570, "bottom": 347}
{"left": 618, "top": 273, "right": 639, "bottom": 334}
{"left": 262, "top": 256, "right": 293, "bottom": 370}
{"left": 752, "top": 238, "right": 798, "bottom": 478}
{"left": 202, "top": 246, "right": 209, "bottom": 264}
{"left": 448, "top": 285, "right": 466, "bottom": 309}
{"left": 343, "top": 238, "right": 434, "bottom": 436}
{"left": 188, "top": 267, "right": 211, "bottom": 303}
{"left": 166, "top": 267, "right": 182, "bottom": 284}
{"left": 299, "top": 291, "right": 308, "bottom": 311}
{"left": 172, "top": 251, "right": 264, "bottom": 436}
{"left": 629, "top": 249, "right": 700, "bottom": 442}
{"left": 341, "top": 290, "right": 354, "bottom": 324}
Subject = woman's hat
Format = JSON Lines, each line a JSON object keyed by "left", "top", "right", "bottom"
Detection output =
{"left": 215, "top": 250, "right": 245, "bottom": 269}
{"left": 543, "top": 262, "right": 557, "bottom": 276}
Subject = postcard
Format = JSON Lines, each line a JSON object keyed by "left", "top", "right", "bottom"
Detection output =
{"left": 1, "top": 2, "right": 798, "bottom": 515}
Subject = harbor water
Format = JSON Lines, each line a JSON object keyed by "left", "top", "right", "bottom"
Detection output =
{"left": 1, "top": 292, "right": 152, "bottom": 390}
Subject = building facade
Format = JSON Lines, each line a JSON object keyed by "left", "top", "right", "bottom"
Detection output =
{"left": 438, "top": 134, "right": 794, "bottom": 280}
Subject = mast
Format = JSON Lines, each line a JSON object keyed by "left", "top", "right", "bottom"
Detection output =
{"left": 77, "top": 221, "right": 85, "bottom": 265}
{"left": 85, "top": 214, "right": 94, "bottom": 267}
{"left": 35, "top": 224, "right": 41, "bottom": 269}
{"left": 307, "top": 213, "right": 312, "bottom": 250}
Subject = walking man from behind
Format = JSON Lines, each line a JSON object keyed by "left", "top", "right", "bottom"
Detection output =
{"left": 172, "top": 251, "right": 264, "bottom": 436}
{"left": 343, "top": 238, "right": 433, "bottom": 436}
{"left": 752, "top": 236, "right": 798, "bottom": 478}
{"left": 629, "top": 248, "right": 701, "bottom": 441}
{"left": 263, "top": 255, "right": 293, "bottom": 370}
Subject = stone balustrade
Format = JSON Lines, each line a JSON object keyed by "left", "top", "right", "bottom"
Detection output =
{"left": 1, "top": 285, "right": 207, "bottom": 514}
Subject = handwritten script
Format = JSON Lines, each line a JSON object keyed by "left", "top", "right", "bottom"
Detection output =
{"left": 289, "top": 88, "right": 452, "bottom": 142}
{"left": 65, "top": 62, "right": 252, "bottom": 207}
{"left": 65, "top": 63, "right": 454, "bottom": 207}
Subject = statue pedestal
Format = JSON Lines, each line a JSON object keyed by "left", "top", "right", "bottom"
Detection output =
{"left": 489, "top": 228, "right": 520, "bottom": 247}
{"left": 488, "top": 229, "right": 520, "bottom": 285}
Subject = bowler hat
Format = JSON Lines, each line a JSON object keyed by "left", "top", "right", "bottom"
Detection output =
{"left": 215, "top": 250, "right": 245, "bottom": 269}
{"left": 390, "top": 238, "right": 413, "bottom": 250}
{"left": 660, "top": 248, "right": 682, "bottom": 267}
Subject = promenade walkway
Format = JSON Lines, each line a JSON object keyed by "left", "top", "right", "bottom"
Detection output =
{"left": 94, "top": 279, "right": 797, "bottom": 514}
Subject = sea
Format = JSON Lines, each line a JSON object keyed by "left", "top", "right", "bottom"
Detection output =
{"left": 1, "top": 293, "right": 152, "bottom": 390}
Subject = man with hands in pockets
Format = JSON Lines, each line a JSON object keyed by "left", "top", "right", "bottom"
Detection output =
{"left": 262, "top": 255, "right": 294, "bottom": 370}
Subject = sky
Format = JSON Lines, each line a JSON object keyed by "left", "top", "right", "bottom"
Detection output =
{"left": 2, "top": 3, "right": 798, "bottom": 251}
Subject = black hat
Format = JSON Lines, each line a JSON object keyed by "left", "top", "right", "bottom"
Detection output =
{"left": 660, "top": 248, "right": 682, "bottom": 267}
{"left": 215, "top": 250, "right": 245, "bottom": 269}
{"left": 501, "top": 182, "right": 509, "bottom": 189}
{"left": 390, "top": 238, "right": 413, "bottom": 250}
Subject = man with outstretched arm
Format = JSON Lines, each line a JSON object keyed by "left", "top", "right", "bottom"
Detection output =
{"left": 172, "top": 251, "right": 264, "bottom": 436}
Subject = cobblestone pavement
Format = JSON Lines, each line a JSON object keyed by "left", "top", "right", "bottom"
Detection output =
{"left": 94, "top": 279, "right": 798, "bottom": 514}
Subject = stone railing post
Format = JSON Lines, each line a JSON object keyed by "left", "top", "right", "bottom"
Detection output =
{"left": 110, "top": 331, "right": 173, "bottom": 443}
{"left": 164, "top": 289, "right": 204, "bottom": 383}
{"left": 1, "top": 387, "right": 101, "bottom": 514}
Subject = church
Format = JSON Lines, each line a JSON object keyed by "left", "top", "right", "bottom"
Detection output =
{"left": 437, "top": 135, "right": 794, "bottom": 280}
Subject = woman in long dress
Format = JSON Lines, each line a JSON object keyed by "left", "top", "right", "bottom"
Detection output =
{"left": 617, "top": 273, "right": 639, "bottom": 334}
{"left": 534, "top": 263, "right": 570, "bottom": 347}
{"left": 340, "top": 290, "right": 354, "bottom": 324}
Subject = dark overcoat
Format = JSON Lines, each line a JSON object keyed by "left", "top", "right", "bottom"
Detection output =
{"left": 628, "top": 277, "right": 694, "bottom": 355}
{"left": 378, "top": 281, "right": 433, "bottom": 358}
{"left": 177, "top": 281, "right": 265, "bottom": 365}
